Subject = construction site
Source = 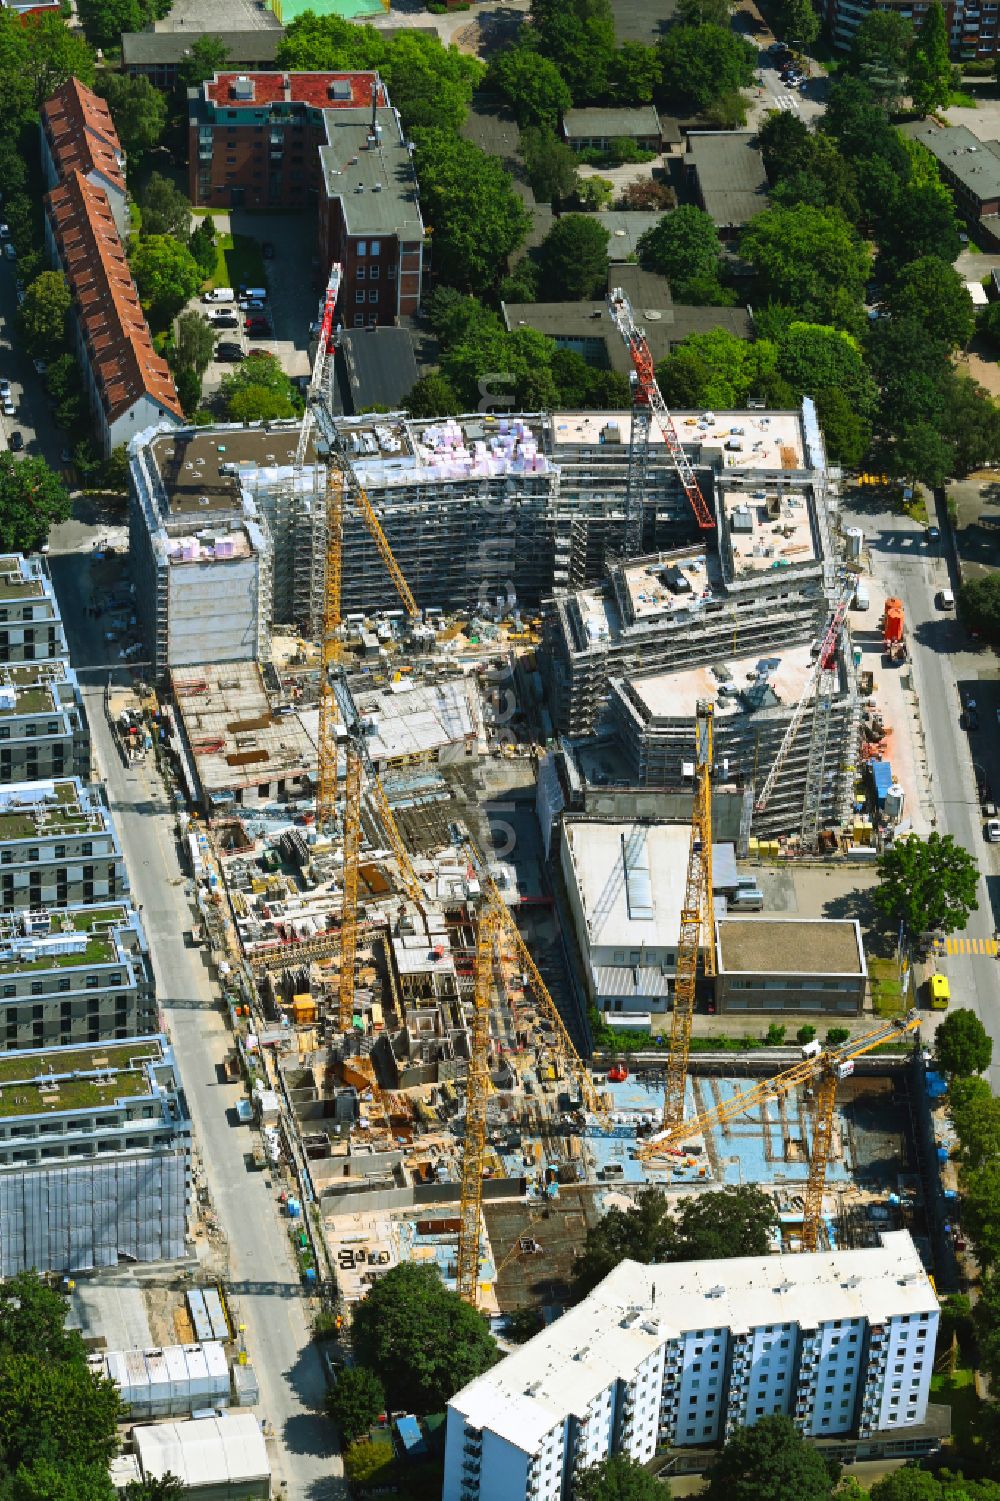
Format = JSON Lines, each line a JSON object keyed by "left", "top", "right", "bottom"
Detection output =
{"left": 126, "top": 274, "right": 938, "bottom": 1334}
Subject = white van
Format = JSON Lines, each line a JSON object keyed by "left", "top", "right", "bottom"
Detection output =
{"left": 853, "top": 580, "right": 870, "bottom": 611}
{"left": 203, "top": 287, "right": 235, "bottom": 304}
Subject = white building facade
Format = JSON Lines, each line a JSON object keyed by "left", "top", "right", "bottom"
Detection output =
{"left": 443, "top": 1233, "right": 939, "bottom": 1500}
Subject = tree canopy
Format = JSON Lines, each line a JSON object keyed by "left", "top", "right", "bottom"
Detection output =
{"left": 575, "top": 1455, "right": 662, "bottom": 1501}
{"left": 537, "top": 215, "right": 609, "bottom": 300}
{"left": 637, "top": 205, "right": 724, "bottom": 301}
{"left": 874, "top": 832, "right": 979, "bottom": 938}
{"left": 658, "top": 23, "right": 756, "bottom": 114}
{"left": 526, "top": 0, "right": 617, "bottom": 102}
{"left": 906, "top": 0, "right": 952, "bottom": 114}
{"left": 16, "top": 272, "right": 70, "bottom": 360}
{"left": 885, "top": 257, "right": 974, "bottom": 349}
{"left": 411, "top": 130, "right": 531, "bottom": 291}
{"left": 77, "top": 0, "right": 170, "bottom": 50}
{"left": 94, "top": 74, "right": 167, "bottom": 168}
{"left": 935, "top": 1008, "right": 993, "bottom": 1078}
{"left": 0, "top": 11, "right": 94, "bottom": 119}
{"left": 0, "top": 454, "right": 71, "bottom": 553}
{"left": 350, "top": 1262, "right": 498, "bottom": 1412}
{"left": 140, "top": 174, "right": 193, "bottom": 241}
{"left": 130, "top": 237, "right": 202, "bottom": 326}
{"left": 520, "top": 127, "right": 579, "bottom": 205}
{"left": 704, "top": 1415, "right": 837, "bottom": 1501}
{"left": 489, "top": 46, "right": 571, "bottom": 130}
{"left": 325, "top": 1365, "right": 386, "bottom": 1443}
{"left": 771, "top": 0, "right": 819, "bottom": 47}
{"left": 655, "top": 328, "right": 778, "bottom": 412}
{"left": 177, "top": 35, "right": 230, "bottom": 92}
{"left": 741, "top": 204, "right": 871, "bottom": 331}
{"left": 221, "top": 353, "right": 300, "bottom": 424}
{"left": 960, "top": 573, "right": 1000, "bottom": 649}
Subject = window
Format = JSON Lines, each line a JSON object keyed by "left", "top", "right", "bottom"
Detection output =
{"left": 356, "top": 290, "right": 365, "bottom": 304}
{"left": 369, "top": 290, "right": 379, "bottom": 303}
{"left": 357, "top": 265, "right": 365, "bottom": 279}
{"left": 356, "top": 241, "right": 366, "bottom": 257}
{"left": 370, "top": 264, "right": 379, "bottom": 279}
{"left": 370, "top": 239, "right": 380, "bottom": 255}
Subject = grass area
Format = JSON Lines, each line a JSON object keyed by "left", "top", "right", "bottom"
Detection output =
{"left": 0, "top": 933, "right": 115, "bottom": 976}
{"left": 0, "top": 1042, "right": 159, "bottom": 1086}
{"left": 948, "top": 89, "right": 979, "bottom": 107}
{"left": 901, "top": 487, "right": 930, "bottom": 525}
{"left": 0, "top": 1070, "right": 152, "bottom": 1117}
{"left": 870, "top": 956, "right": 905, "bottom": 1018}
{"left": 5, "top": 687, "right": 54, "bottom": 713}
{"left": 67, "top": 906, "right": 128, "bottom": 932}
{"left": 931, "top": 1366, "right": 980, "bottom": 1451}
{"left": 210, "top": 232, "right": 266, "bottom": 292}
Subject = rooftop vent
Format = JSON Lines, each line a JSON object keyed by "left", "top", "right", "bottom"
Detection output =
{"left": 231, "top": 75, "right": 254, "bottom": 101}
{"left": 330, "top": 78, "right": 352, "bottom": 100}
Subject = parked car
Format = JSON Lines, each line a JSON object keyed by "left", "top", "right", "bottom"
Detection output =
{"left": 927, "top": 525, "right": 940, "bottom": 542}
{"left": 203, "top": 286, "right": 235, "bottom": 304}
{"left": 987, "top": 819, "right": 1000, "bottom": 843}
{"left": 936, "top": 588, "right": 955, "bottom": 609}
{"left": 238, "top": 285, "right": 267, "bottom": 302}
{"left": 4, "top": 243, "right": 15, "bottom": 261}
{"left": 215, "top": 342, "right": 245, "bottom": 362}
{"left": 1, "top": 397, "right": 14, "bottom": 417}
{"left": 207, "top": 308, "right": 238, "bottom": 326}
{"left": 32, "top": 359, "right": 46, "bottom": 376}
{"left": 9, "top": 430, "right": 22, "bottom": 451}
{"left": 961, "top": 707, "right": 980, "bottom": 731}
{"left": 241, "top": 299, "right": 267, "bottom": 314}
{"left": 0, "top": 379, "right": 10, "bottom": 396}
{"left": 245, "top": 317, "right": 270, "bottom": 334}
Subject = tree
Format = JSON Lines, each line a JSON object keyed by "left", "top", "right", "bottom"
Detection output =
{"left": 0, "top": 1274, "right": 86, "bottom": 1364}
{"left": 489, "top": 46, "right": 571, "bottom": 130}
{"left": 874, "top": 832, "right": 979, "bottom": 938}
{"left": 850, "top": 10, "right": 914, "bottom": 73}
{"left": 675, "top": 0, "right": 731, "bottom": 23}
{"left": 188, "top": 217, "right": 217, "bottom": 279}
{"left": 140, "top": 174, "right": 192, "bottom": 241}
{"left": 343, "top": 1439, "right": 394, "bottom": 1487}
{"left": 777, "top": 322, "right": 877, "bottom": 420}
{"left": 77, "top": 0, "right": 167, "bottom": 50}
{"left": 537, "top": 215, "right": 609, "bottom": 299}
{"left": 520, "top": 126, "right": 579, "bottom": 205}
{"left": 878, "top": 182, "right": 962, "bottom": 274}
{"left": 94, "top": 74, "right": 167, "bottom": 168}
{"left": 637, "top": 204, "right": 723, "bottom": 300}
{"left": 173, "top": 312, "right": 215, "bottom": 375}
{"left": 0, "top": 1357, "right": 122, "bottom": 1476}
{"left": 350, "top": 1262, "right": 498, "bottom": 1412}
{"left": 527, "top": 0, "right": 617, "bottom": 102}
{"left": 221, "top": 354, "right": 299, "bottom": 423}
{"left": 771, "top": 0, "right": 819, "bottom": 48}
{"left": 16, "top": 272, "right": 70, "bottom": 360}
{"left": 177, "top": 35, "right": 230, "bottom": 92}
{"left": 704, "top": 1415, "right": 836, "bottom": 1501}
{"left": 326, "top": 1367, "right": 385, "bottom": 1444}
{"left": 405, "top": 372, "right": 461, "bottom": 418}
{"left": 939, "top": 370, "right": 1000, "bottom": 477}
{"left": 607, "top": 42, "right": 662, "bottom": 104}
{"left": 658, "top": 24, "right": 756, "bottom": 114}
{"left": 907, "top": 0, "right": 952, "bottom": 114}
{"left": 741, "top": 204, "right": 870, "bottom": 330}
{"left": 575, "top": 1455, "right": 661, "bottom": 1501}
{"left": 935, "top": 1008, "right": 993, "bottom": 1077}
{"left": 0, "top": 454, "right": 71, "bottom": 553}
{"left": 173, "top": 366, "right": 202, "bottom": 418}
{"left": 380, "top": 31, "right": 483, "bottom": 133}
{"left": 815, "top": 388, "right": 870, "bottom": 466}
{"left": 960, "top": 572, "right": 1000, "bottom": 648}
{"left": 6, "top": 1459, "right": 116, "bottom": 1501}
{"left": 886, "top": 257, "right": 974, "bottom": 349}
{"left": 130, "top": 237, "right": 202, "bottom": 326}
{"left": 11, "top": 12, "right": 95, "bottom": 114}
{"left": 411, "top": 130, "right": 531, "bottom": 291}
{"left": 656, "top": 329, "right": 778, "bottom": 410}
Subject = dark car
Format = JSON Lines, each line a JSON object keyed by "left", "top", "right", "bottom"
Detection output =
{"left": 926, "top": 525, "right": 940, "bottom": 542}
{"left": 9, "top": 430, "right": 22, "bottom": 451}
{"left": 245, "top": 318, "right": 270, "bottom": 334}
{"left": 961, "top": 708, "right": 980, "bottom": 732}
{"left": 261, "top": 242, "right": 275, "bottom": 259}
{"left": 215, "top": 342, "right": 245, "bottom": 362}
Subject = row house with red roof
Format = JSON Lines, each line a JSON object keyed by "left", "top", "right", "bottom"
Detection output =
{"left": 40, "top": 77, "right": 129, "bottom": 242}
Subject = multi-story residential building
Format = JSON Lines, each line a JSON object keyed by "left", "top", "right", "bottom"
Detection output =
{"left": 443, "top": 1233, "right": 942, "bottom": 1500}
{"left": 40, "top": 77, "right": 129, "bottom": 242}
{"left": 824, "top": 0, "right": 1000, "bottom": 60}
{"left": 0, "top": 554, "right": 68, "bottom": 665}
{"left": 187, "top": 71, "right": 425, "bottom": 323}
{"left": 0, "top": 1035, "right": 190, "bottom": 1275}
{"left": 0, "top": 661, "right": 89, "bottom": 785}
{"left": 0, "top": 778, "right": 128, "bottom": 914}
{"left": 0, "top": 901, "right": 155, "bottom": 1050}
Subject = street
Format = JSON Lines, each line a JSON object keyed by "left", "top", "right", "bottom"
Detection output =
{"left": 840, "top": 492, "right": 1000, "bottom": 1093}
{"left": 0, "top": 256, "right": 66, "bottom": 471}
{"left": 48, "top": 531, "right": 345, "bottom": 1501}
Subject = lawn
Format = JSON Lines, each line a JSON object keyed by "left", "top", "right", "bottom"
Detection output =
{"left": 869, "top": 956, "right": 906, "bottom": 1018}
{"left": 931, "top": 1365, "right": 980, "bottom": 1452}
{"left": 210, "top": 232, "right": 266, "bottom": 292}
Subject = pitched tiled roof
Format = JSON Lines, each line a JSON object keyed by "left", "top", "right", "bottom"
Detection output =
{"left": 46, "top": 172, "right": 182, "bottom": 426}
{"left": 42, "top": 77, "right": 126, "bottom": 198}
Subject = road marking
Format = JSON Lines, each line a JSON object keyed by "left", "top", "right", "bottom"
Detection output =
{"left": 938, "top": 937, "right": 998, "bottom": 956}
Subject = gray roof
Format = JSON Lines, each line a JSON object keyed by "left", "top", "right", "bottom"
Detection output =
{"left": 501, "top": 298, "right": 752, "bottom": 371}
{"left": 563, "top": 105, "right": 662, "bottom": 141}
{"left": 609, "top": 0, "right": 676, "bottom": 44}
{"left": 594, "top": 211, "right": 661, "bottom": 259}
{"left": 121, "top": 29, "right": 283, "bottom": 65}
{"left": 338, "top": 327, "right": 418, "bottom": 414}
{"left": 900, "top": 120, "right": 1000, "bottom": 204}
{"left": 687, "top": 130, "right": 770, "bottom": 228}
{"left": 319, "top": 106, "right": 424, "bottom": 239}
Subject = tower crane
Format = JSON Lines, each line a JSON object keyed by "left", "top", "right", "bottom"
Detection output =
{"left": 607, "top": 286, "right": 716, "bottom": 554}
{"left": 753, "top": 576, "right": 856, "bottom": 841}
{"left": 663, "top": 700, "right": 715, "bottom": 1127}
{"left": 294, "top": 261, "right": 344, "bottom": 470}
{"left": 640, "top": 1011, "right": 921, "bottom": 1251}
{"left": 456, "top": 909, "right": 498, "bottom": 1306}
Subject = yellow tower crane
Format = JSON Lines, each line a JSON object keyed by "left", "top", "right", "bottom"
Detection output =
{"left": 456, "top": 909, "right": 498, "bottom": 1306}
{"left": 663, "top": 700, "right": 715, "bottom": 1127}
{"left": 639, "top": 1011, "right": 921, "bottom": 1250}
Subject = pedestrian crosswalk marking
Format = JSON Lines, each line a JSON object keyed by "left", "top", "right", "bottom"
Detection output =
{"left": 937, "top": 937, "right": 998, "bottom": 956}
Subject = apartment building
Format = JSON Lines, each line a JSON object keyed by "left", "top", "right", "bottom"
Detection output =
{"left": 40, "top": 77, "right": 129, "bottom": 242}
{"left": 0, "top": 661, "right": 89, "bottom": 785}
{"left": 0, "top": 902, "right": 155, "bottom": 1051}
{"left": 824, "top": 0, "right": 1000, "bottom": 60}
{"left": 443, "top": 1233, "right": 941, "bottom": 1500}
{"left": 0, "top": 779, "right": 128, "bottom": 915}
{"left": 0, "top": 554, "right": 68, "bottom": 665}
{"left": 0, "top": 1035, "right": 190, "bottom": 1275}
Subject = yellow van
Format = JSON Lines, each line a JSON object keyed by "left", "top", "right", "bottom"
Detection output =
{"left": 929, "top": 974, "right": 950, "bottom": 1011}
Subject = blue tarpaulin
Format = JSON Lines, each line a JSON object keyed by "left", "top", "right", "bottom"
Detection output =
{"left": 395, "top": 1415, "right": 427, "bottom": 1459}
{"left": 872, "top": 760, "right": 893, "bottom": 805}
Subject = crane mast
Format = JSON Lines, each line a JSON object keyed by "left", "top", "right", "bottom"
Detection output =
{"left": 663, "top": 700, "right": 714, "bottom": 1126}
{"left": 456, "top": 910, "right": 497, "bottom": 1305}
{"left": 607, "top": 287, "right": 716, "bottom": 541}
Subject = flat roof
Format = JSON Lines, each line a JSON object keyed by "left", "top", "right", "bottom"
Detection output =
{"left": 133, "top": 1413, "right": 269, "bottom": 1488}
{"left": 0, "top": 779, "right": 107, "bottom": 842}
{"left": 563, "top": 105, "right": 662, "bottom": 139}
{"left": 0, "top": 554, "right": 48, "bottom": 602}
{"left": 123, "top": 29, "right": 283, "bottom": 65}
{"left": 722, "top": 486, "right": 817, "bottom": 575}
{"left": 338, "top": 327, "right": 419, "bottom": 416}
{"left": 618, "top": 549, "right": 724, "bottom": 624}
{"left": 563, "top": 818, "right": 691, "bottom": 950}
{"left": 717, "top": 917, "right": 866, "bottom": 975}
{"left": 319, "top": 105, "right": 424, "bottom": 239}
{"left": 594, "top": 211, "right": 660, "bottom": 259}
{"left": 0, "top": 903, "right": 133, "bottom": 975}
{"left": 502, "top": 300, "right": 752, "bottom": 373}
{"left": 149, "top": 424, "right": 313, "bottom": 518}
{"left": 626, "top": 642, "right": 817, "bottom": 720}
{"left": 547, "top": 409, "right": 805, "bottom": 467}
{"left": 687, "top": 130, "right": 770, "bottom": 227}
{"left": 172, "top": 661, "right": 314, "bottom": 794}
{"left": 451, "top": 1233, "right": 936, "bottom": 1447}
{"left": 0, "top": 1036, "right": 166, "bottom": 1119}
{"left": 900, "top": 119, "right": 1000, "bottom": 203}
{"left": 609, "top": 0, "right": 675, "bottom": 43}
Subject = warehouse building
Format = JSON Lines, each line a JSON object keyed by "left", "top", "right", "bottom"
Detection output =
{"left": 443, "top": 1232, "right": 941, "bottom": 1500}
{"left": 0, "top": 554, "right": 68, "bottom": 665}
{"left": 0, "top": 661, "right": 90, "bottom": 785}
{"left": 0, "top": 1035, "right": 190, "bottom": 1276}
{"left": 0, "top": 778, "right": 128, "bottom": 913}
{"left": 713, "top": 917, "right": 867, "bottom": 1016}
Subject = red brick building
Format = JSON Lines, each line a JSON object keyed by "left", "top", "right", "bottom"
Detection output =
{"left": 825, "top": 0, "right": 1000, "bottom": 60}
{"left": 188, "top": 71, "right": 425, "bottom": 326}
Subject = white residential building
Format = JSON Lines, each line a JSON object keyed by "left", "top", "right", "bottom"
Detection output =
{"left": 443, "top": 1233, "right": 939, "bottom": 1500}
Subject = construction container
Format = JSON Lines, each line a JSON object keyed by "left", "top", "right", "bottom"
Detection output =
{"left": 883, "top": 598, "right": 904, "bottom": 643}
{"left": 885, "top": 783, "right": 905, "bottom": 821}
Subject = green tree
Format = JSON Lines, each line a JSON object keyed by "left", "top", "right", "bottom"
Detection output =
{"left": 815, "top": 388, "right": 870, "bottom": 466}
{"left": 411, "top": 130, "right": 531, "bottom": 291}
{"left": 777, "top": 321, "right": 877, "bottom": 419}
{"left": 0, "top": 134, "right": 28, "bottom": 201}
{"left": 77, "top": 0, "right": 165, "bottom": 51}
{"left": 489, "top": 46, "right": 571, "bottom": 130}
{"left": 935, "top": 1007, "right": 993, "bottom": 1077}
{"left": 874, "top": 832, "right": 979, "bottom": 938}
{"left": 907, "top": 0, "right": 952, "bottom": 113}
{"left": 972, "top": 1275, "right": 1000, "bottom": 1391}
{"left": 637, "top": 204, "right": 723, "bottom": 298}
{"left": 222, "top": 353, "right": 299, "bottom": 423}
{"left": 325, "top": 1365, "right": 385, "bottom": 1443}
{"left": 177, "top": 34, "right": 230, "bottom": 92}
{"left": 520, "top": 126, "right": 579, "bottom": 205}
{"left": 16, "top": 272, "right": 70, "bottom": 360}
{"left": 140, "top": 174, "right": 192, "bottom": 241}
{"left": 527, "top": 0, "right": 617, "bottom": 101}
{"left": 675, "top": 0, "right": 731, "bottom": 23}
{"left": 343, "top": 1439, "right": 394, "bottom": 1487}
{"left": 575, "top": 1454, "right": 662, "bottom": 1501}
{"left": 6, "top": 1460, "right": 116, "bottom": 1501}
{"left": 772, "top": 0, "right": 819, "bottom": 47}
{"left": 350, "top": 1262, "right": 498, "bottom": 1412}
{"left": 538, "top": 214, "right": 609, "bottom": 299}
{"left": 656, "top": 329, "right": 778, "bottom": 410}
{"left": 173, "top": 366, "right": 202, "bottom": 418}
{"left": 939, "top": 370, "right": 1000, "bottom": 477}
{"left": 0, "top": 454, "right": 70, "bottom": 553}
{"left": 889, "top": 420, "right": 954, "bottom": 488}
{"left": 741, "top": 204, "right": 870, "bottom": 330}
{"left": 960, "top": 572, "right": 1000, "bottom": 648}
{"left": 959, "top": 1158, "right": 1000, "bottom": 1271}
{"left": 380, "top": 31, "right": 483, "bottom": 132}
{"left": 850, "top": 10, "right": 914, "bottom": 72}
{"left": 0, "top": 1357, "right": 122, "bottom": 1476}
{"left": 878, "top": 181, "right": 962, "bottom": 274}
{"left": 0, "top": 1274, "right": 85, "bottom": 1364}
{"left": 188, "top": 217, "right": 217, "bottom": 279}
{"left": 704, "top": 1414, "right": 836, "bottom": 1501}
{"left": 173, "top": 311, "right": 216, "bottom": 374}
{"left": 658, "top": 24, "right": 756, "bottom": 114}
{"left": 886, "top": 256, "right": 974, "bottom": 349}
{"left": 94, "top": 74, "right": 167, "bottom": 168}
{"left": 576, "top": 174, "right": 615, "bottom": 210}
{"left": 948, "top": 1075, "right": 998, "bottom": 1167}
{"left": 17, "top": 13, "right": 95, "bottom": 113}
{"left": 606, "top": 42, "right": 662, "bottom": 104}
{"left": 130, "top": 236, "right": 202, "bottom": 326}
{"left": 405, "top": 371, "right": 461, "bottom": 418}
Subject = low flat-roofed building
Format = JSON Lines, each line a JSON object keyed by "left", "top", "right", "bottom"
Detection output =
{"left": 686, "top": 130, "right": 770, "bottom": 235}
{"left": 900, "top": 120, "right": 1000, "bottom": 225}
{"left": 563, "top": 105, "right": 667, "bottom": 154}
{"left": 0, "top": 778, "right": 128, "bottom": 913}
{"left": 122, "top": 28, "right": 284, "bottom": 87}
{"left": 132, "top": 1412, "right": 270, "bottom": 1500}
{"left": 0, "top": 901, "right": 155, "bottom": 1050}
{"left": 0, "top": 554, "right": 68, "bottom": 665}
{"left": 0, "top": 661, "right": 89, "bottom": 784}
{"left": 336, "top": 326, "right": 419, "bottom": 414}
{"left": 502, "top": 290, "right": 752, "bottom": 373}
{"left": 0, "top": 1034, "right": 190, "bottom": 1275}
{"left": 715, "top": 916, "right": 867, "bottom": 1014}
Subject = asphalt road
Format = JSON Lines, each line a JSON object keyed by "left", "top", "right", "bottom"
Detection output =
{"left": 840, "top": 493, "right": 1000, "bottom": 1093}
{"left": 48, "top": 532, "right": 345, "bottom": 1501}
{"left": 0, "top": 257, "right": 66, "bottom": 470}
